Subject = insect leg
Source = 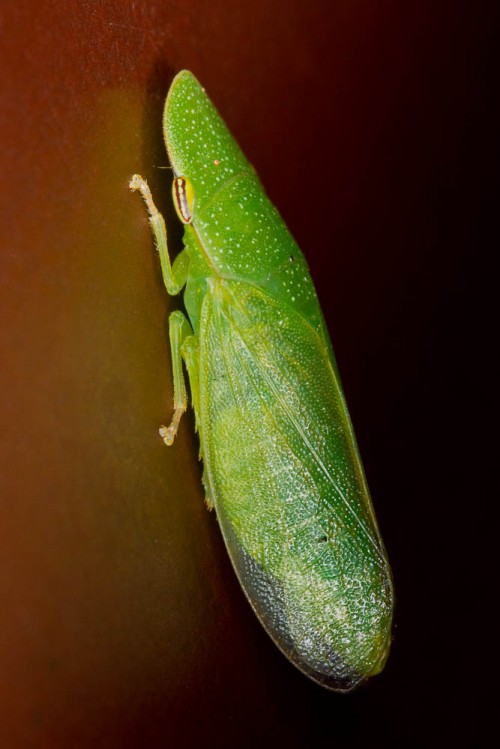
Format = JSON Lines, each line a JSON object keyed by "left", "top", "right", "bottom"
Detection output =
{"left": 129, "top": 174, "right": 189, "bottom": 295}
{"left": 181, "top": 335, "right": 201, "bottom": 433}
{"left": 179, "top": 335, "right": 214, "bottom": 510}
{"left": 159, "top": 310, "right": 194, "bottom": 446}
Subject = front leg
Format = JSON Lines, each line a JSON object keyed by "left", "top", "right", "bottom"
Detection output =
{"left": 130, "top": 174, "right": 189, "bottom": 295}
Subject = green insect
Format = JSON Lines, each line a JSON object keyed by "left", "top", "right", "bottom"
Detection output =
{"left": 130, "top": 70, "right": 394, "bottom": 692}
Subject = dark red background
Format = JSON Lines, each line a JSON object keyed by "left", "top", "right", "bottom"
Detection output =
{"left": 1, "top": 2, "right": 495, "bottom": 746}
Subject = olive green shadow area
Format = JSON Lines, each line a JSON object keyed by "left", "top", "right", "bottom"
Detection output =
{"left": 0, "top": 87, "right": 257, "bottom": 744}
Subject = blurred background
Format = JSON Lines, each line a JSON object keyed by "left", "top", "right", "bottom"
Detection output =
{"left": 0, "top": 1, "right": 495, "bottom": 746}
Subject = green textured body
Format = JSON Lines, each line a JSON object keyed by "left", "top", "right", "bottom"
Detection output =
{"left": 132, "top": 71, "right": 394, "bottom": 691}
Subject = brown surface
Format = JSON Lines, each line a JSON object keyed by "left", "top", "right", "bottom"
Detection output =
{"left": 0, "top": 1, "right": 495, "bottom": 746}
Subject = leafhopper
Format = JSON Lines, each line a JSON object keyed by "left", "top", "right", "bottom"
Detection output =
{"left": 130, "top": 71, "right": 394, "bottom": 691}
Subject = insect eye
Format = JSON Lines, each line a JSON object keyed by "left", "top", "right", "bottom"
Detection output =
{"left": 172, "top": 176, "right": 195, "bottom": 224}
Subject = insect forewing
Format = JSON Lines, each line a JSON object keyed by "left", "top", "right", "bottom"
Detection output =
{"left": 200, "top": 280, "right": 393, "bottom": 690}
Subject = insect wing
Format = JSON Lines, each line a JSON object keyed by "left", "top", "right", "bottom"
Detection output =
{"left": 199, "top": 279, "right": 393, "bottom": 691}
